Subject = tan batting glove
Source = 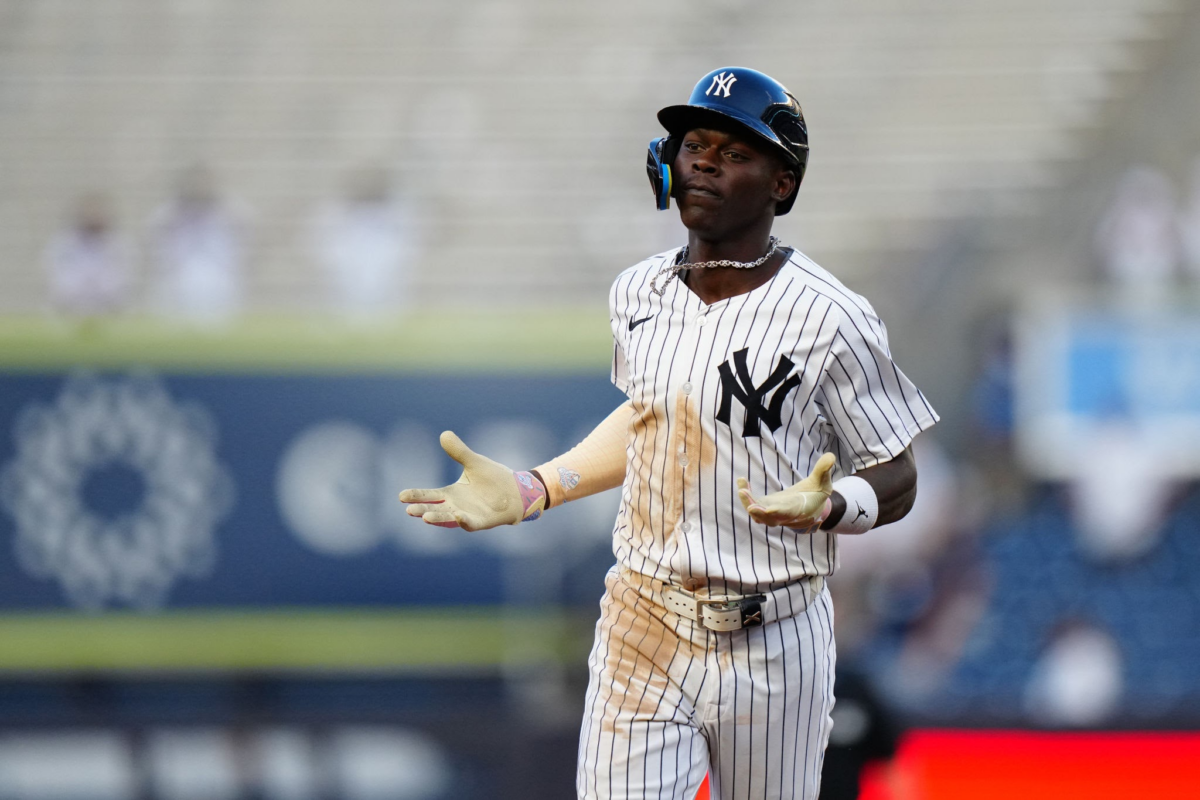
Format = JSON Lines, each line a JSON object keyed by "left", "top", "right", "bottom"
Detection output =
{"left": 398, "top": 431, "right": 546, "bottom": 532}
{"left": 736, "top": 452, "right": 837, "bottom": 530}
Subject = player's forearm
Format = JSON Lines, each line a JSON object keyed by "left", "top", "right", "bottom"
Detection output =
{"left": 820, "top": 446, "right": 917, "bottom": 530}
{"left": 532, "top": 400, "right": 632, "bottom": 508}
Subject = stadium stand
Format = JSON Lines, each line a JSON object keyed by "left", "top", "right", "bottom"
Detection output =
{"left": 0, "top": 0, "right": 1184, "bottom": 310}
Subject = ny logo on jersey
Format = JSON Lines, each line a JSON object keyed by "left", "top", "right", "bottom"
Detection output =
{"left": 705, "top": 71, "right": 737, "bottom": 98}
{"left": 716, "top": 348, "right": 803, "bottom": 438}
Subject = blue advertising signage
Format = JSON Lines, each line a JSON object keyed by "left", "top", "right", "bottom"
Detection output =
{"left": 1015, "top": 303, "right": 1200, "bottom": 479}
{"left": 0, "top": 369, "right": 625, "bottom": 669}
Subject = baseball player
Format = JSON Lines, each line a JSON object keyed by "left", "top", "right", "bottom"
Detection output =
{"left": 400, "top": 67, "right": 938, "bottom": 800}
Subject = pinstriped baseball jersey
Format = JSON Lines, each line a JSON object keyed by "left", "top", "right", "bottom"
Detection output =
{"left": 608, "top": 247, "right": 938, "bottom": 593}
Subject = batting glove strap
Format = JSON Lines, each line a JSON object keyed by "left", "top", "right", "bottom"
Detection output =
{"left": 513, "top": 471, "right": 547, "bottom": 522}
{"left": 828, "top": 476, "right": 878, "bottom": 534}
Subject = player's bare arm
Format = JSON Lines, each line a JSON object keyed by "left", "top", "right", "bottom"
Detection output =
{"left": 823, "top": 446, "right": 917, "bottom": 530}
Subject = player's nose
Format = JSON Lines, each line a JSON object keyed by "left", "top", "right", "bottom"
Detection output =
{"left": 690, "top": 148, "right": 719, "bottom": 173}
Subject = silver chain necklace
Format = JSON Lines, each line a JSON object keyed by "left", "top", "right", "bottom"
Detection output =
{"left": 649, "top": 236, "right": 782, "bottom": 296}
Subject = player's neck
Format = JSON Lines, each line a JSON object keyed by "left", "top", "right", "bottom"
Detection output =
{"left": 683, "top": 231, "right": 786, "bottom": 305}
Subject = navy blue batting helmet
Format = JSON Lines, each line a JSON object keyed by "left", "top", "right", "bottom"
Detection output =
{"left": 646, "top": 67, "right": 809, "bottom": 215}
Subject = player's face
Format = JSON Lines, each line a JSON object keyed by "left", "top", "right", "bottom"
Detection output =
{"left": 673, "top": 128, "right": 795, "bottom": 239}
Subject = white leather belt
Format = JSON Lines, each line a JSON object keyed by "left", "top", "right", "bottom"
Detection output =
{"left": 617, "top": 567, "right": 827, "bottom": 632}
{"left": 662, "top": 586, "right": 768, "bottom": 632}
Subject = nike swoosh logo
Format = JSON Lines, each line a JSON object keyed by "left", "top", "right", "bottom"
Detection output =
{"left": 629, "top": 316, "right": 653, "bottom": 331}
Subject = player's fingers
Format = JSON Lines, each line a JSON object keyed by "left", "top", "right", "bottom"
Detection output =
{"left": 744, "top": 497, "right": 781, "bottom": 520}
{"left": 809, "top": 452, "right": 837, "bottom": 492}
{"left": 398, "top": 488, "right": 446, "bottom": 504}
{"left": 750, "top": 508, "right": 790, "bottom": 527}
{"left": 420, "top": 509, "right": 461, "bottom": 528}
{"left": 439, "top": 431, "right": 481, "bottom": 470}
{"left": 404, "top": 502, "right": 446, "bottom": 518}
{"left": 751, "top": 496, "right": 817, "bottom": 527}
{"left": 746, "top": 506, "right": 773, "bottom": 525}
{"left": 736, "top": 478, "right": 758, "bottom": 512}
{"left": 452, "top": 511, "right": 485, "bottom": 532}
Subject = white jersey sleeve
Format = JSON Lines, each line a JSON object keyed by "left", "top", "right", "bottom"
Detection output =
{"left": 609, "top": 255, "right": 671, "bottom": 398}
{"left": 816, "top": 300, "right": 939, "bottom": 470}
{"left": 609, "top": 272, "right": 631, "bottom": 396}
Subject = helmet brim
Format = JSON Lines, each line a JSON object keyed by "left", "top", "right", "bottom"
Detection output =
{"left": 657, "top": 105, "right": 803, "bottom": 171}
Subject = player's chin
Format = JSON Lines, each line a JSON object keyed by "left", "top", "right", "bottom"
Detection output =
{"left": 677, "top": 199, "right": 723, "bottom": 230}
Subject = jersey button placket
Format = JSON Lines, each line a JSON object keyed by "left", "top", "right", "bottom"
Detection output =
{"left": 677, "top": 380, "right": 694, "bottom": 468}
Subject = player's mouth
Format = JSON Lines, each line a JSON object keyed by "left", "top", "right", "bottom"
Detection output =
{"left": 682, "top": 180, "right": 721, "bottom": 199}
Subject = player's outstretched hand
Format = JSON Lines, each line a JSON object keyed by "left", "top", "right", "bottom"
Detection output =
{"left": 399, "top": 431, "right": 541, "bottom": 532}
{"left": 737, "top": 452, "right": 836, "bottom": 531}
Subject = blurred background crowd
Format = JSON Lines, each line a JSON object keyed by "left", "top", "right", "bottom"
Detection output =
{"left": 2, "top": 0, "right": 1200, "bottom": 798}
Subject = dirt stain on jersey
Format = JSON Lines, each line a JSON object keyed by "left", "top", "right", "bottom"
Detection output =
{"left": 628, "top": 398, "right": 681, "bottom": 550}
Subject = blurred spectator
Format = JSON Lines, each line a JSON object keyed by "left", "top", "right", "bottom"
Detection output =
{"left": 46, "top": 193, "right": 131, "bottom": 316}
{"left": 1093, "top": 166, "right": 1179, "bottom": 296}
{"left": 149, "top": 165, "right": 247, "bottom": 324}
{"left": 969, "top": 322, "right": 1014, "bottom": 446}
{"left": 886, "top": 545, "right": 992, "bottom": 707}
{"left": 1024, "top": 619, "right": 1124, "bottom": 727}
{"left": 966, "top": 318, "right": 1030, "bottom": 516}
{"left": 312, "top": 167, "right": 418, "bottom": 319}
{"left": 1180, "top": 156, "right": 1200, "bottom": 278}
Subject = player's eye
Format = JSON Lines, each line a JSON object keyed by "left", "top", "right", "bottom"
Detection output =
{"left": 725, "top": 150, "right": 749, "bottom": 161}
{"left": 683, "top": 141, "right": 703, "bottom": 153}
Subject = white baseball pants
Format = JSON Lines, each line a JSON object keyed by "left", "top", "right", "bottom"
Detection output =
{"left": 577, "top": 566, "right": 836, "bottom": 800}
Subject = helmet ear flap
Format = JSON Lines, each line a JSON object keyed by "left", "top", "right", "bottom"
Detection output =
{"left": 646, "top": 136, "right": 681, "bottom": 210}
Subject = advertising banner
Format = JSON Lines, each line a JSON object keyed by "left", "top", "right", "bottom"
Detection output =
{"left": 0, "top": 369, "right": 625, "bottom": 670}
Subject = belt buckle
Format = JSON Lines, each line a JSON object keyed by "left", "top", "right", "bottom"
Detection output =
{"left": 701, "top": 596, "right": 766, "bottom": 631}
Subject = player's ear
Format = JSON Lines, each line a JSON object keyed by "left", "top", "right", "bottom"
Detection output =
{"left": 771, "top": 167, "right": 797, "bottom": 205}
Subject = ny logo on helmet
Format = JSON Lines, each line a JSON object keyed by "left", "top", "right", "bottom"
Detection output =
{"left": 705, "top": 71, "right": 738, "bottom": 98}
{"left": 716, "top": 349, "right": 803, "bottom": 438}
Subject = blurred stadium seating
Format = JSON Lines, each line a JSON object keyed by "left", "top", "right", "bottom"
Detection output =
{"left": 856, "top": 488, "right": 1200, "bottom": 727}
{"left": 0, "top": 0, "right": 1184, "bottom": 309}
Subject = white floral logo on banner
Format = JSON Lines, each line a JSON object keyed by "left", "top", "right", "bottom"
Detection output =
{"left": 0, "top": 373, "right": 233, "bottom": 609}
